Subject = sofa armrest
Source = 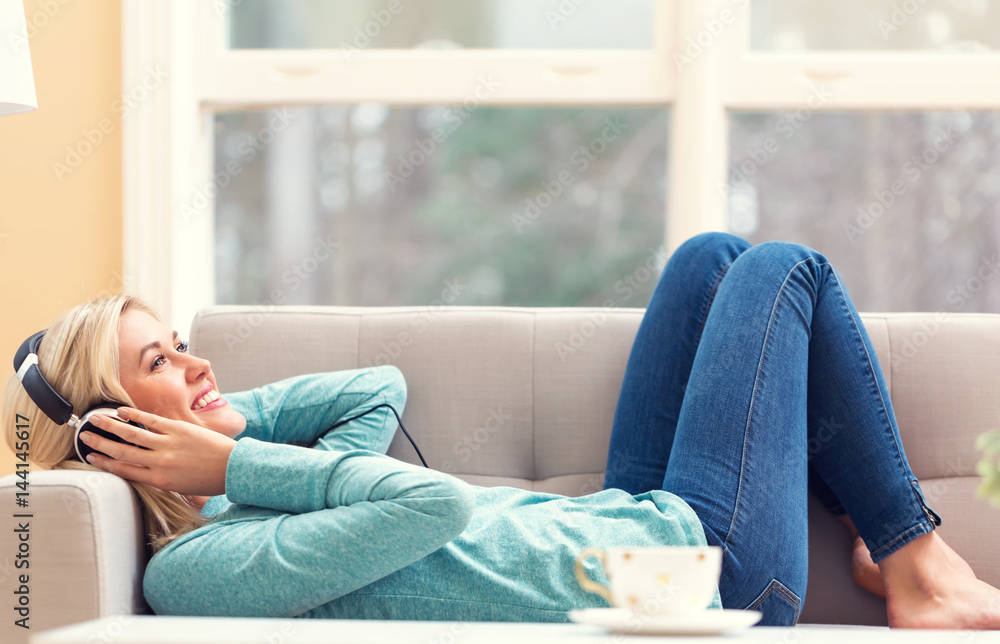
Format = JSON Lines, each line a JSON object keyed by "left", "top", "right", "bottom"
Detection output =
{"left": 0, "top": 470, "right": 149, "bottom": 644}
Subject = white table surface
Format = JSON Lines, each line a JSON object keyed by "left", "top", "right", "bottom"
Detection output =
{"left": 28, "top": 616, "right": 992, "bottom": 644}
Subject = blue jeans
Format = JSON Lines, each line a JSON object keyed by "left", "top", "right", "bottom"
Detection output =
{"left": 602, "top": 232, "right": 942, "bottom": 626}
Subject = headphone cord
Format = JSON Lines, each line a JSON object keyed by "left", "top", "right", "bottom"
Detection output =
{"left": 307, "top": 403, "right": 429, "bottom": 468}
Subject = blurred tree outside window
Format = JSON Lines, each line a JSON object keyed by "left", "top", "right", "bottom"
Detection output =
{"left": 217, "top": 0, "right": 1000, "bottom": 314}
{"left": 728, "top": 111, "right": 1000, "bottom": 314}
{"left": 215, "top": 107, "right": 669, "bottom": 308}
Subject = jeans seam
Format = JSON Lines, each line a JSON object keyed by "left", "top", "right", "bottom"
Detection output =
{"left": 774, "top": 585, "right": 797, "bottom": 605}
{"left": 747, "top": 579, "right": 801, "bottom": 621}
{"left": 825, "top": 268, "right": 943, "bottom": 536}
{"left": 696, "top": 261, "right": 733, "bottom": 341}
{"left": 868, "top": 519, "right": 935, "bottom": 562}
{"left": 829, "top": 269, "right": 915, "bottom": 502}
{"left": 910, "top": 479, "right": 943, "bottom": 526}
{"left": 724, "top": 257, "right": 815, "bottom": 549}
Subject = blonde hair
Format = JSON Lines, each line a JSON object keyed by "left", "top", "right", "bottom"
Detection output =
{"left": 2, "top": 294, "right": 209, "bottom": 554}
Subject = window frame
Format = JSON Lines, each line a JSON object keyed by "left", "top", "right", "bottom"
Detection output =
{"left": 122, "top": 0, "right": 1000, "bottom": 332}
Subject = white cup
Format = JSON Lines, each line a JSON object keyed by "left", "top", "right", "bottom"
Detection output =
{"left": 574, "top": 545, "right": 722, "bottom": 615}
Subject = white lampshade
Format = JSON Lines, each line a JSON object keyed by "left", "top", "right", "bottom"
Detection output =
{"left": 0, "top": 0, "right": 38, "bottom": 115}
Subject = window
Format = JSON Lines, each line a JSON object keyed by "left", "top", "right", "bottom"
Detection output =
{"left": 752, "top": 0, "right": 1000, "bottom": 51}
{"left": 728, "top": 110, "right": 1000, "bottom": 313}
{"left": 123, "top": 0, "right": 1000, "bottom": 332}
{"left": 228, "top": 0, "right": 656, "bottom": 50}
{"left": 214, "top": 106, "right": 668, "bottom": 307}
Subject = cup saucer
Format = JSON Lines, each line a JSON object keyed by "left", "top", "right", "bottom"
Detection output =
{"left": 567, "top": 607, "right": 762, "bottom": 636}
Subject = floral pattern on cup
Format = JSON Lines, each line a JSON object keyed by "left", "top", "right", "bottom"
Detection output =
{"left": 574, "top": 546, "right": 722, "bottom": 615}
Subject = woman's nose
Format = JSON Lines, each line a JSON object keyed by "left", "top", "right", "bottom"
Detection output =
{"left": 186, "top": 353, "right": 212, "bottom": 375}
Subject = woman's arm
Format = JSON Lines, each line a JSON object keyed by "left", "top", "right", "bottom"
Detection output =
{"left": 143, "top": 438, "right": 476, "bottom": 617}
{"left": 226, "top": 365, "right": 407, "bottom": 455}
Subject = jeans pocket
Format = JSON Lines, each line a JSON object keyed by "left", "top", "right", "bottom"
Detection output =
{"left": 746, "top": 579, "right": 802, "bottom": 626}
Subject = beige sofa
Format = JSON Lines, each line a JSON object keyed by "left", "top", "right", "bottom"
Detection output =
{"left": 3, "top": 305, "right": 999, "bottom": 642}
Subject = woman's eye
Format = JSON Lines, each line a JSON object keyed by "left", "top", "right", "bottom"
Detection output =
{"left": 150, "top": 341, "right": 190, "bottom": 371}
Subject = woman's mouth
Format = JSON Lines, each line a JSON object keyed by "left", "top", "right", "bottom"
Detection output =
{"left": 192, "top": 388, "right": 227, "bottom": 412}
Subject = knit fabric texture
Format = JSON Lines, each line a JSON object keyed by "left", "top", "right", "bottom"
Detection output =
{"left": 142, "top": 367, "right": 723, "bottom": 620}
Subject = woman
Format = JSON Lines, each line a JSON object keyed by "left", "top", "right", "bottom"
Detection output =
{"left": 4, "top": 232, "right": 1000, "bottom": 628}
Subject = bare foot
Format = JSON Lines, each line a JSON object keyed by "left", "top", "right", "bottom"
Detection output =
{"left": 836, "top": 515, "right": 886, "bottom": 597}
{"left": 880, "top": 530, "right": 1000, "bottom": 629}
{"left": 851, "top": 535, "right": 886, "bottom": 598}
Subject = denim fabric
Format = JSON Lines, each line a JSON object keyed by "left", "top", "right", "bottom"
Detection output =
{"left": 144, "top": 366, "right": 723, "bottom": 621}
{"left": 603, "top": 232, "right": 942, "bottom": 626}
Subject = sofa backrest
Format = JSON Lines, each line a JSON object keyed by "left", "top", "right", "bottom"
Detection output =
{"left": 188, "top": 306, "right": 1000, "bottom": 626}
{"left": 3, "top": 306, "right": 998, "bottom": 638}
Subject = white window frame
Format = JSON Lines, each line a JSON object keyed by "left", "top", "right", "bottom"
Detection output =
{"left": 122, "top": 0, "right": 1000, "bottom": 333}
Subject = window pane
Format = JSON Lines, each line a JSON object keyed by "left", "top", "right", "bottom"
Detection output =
{"left": 214, "top": 107, "right": 669, "bottom": 307}
{"left": 227, "top": 0, "right": 654, "bottom": 50}
{"left": 752, "top": 0, "right": 1000, "bottom": 51}
{"left": 726, "top": 110, "right": 1000, "bottom": 313}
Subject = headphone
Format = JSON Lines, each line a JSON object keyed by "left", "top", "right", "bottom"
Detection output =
{"left": 14, "top": 329, "right": 148, "bottom": 463}
{"left": 14, "top": 329, "right": 430, "bottom": 468}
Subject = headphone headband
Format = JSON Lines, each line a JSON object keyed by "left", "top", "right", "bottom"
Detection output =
{"left": 13, "top": 329, "right": 76, "bottom": 426}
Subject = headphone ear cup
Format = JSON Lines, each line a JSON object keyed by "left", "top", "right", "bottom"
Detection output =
{"left": 75, "top": 406, "right": 149, "bottom": 464}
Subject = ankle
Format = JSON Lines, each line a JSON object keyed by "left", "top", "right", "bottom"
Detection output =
{"left": 878, "top": 531, "right": 955, "bottom": 596}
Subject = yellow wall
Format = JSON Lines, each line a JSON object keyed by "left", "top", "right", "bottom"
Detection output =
{"left": 0, "top": 0, "right": 122, "bottom": 477}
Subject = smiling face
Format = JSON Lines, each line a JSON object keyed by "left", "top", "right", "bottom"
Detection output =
{"left": 117, "top": 309, "right": 246, "bottom": 438}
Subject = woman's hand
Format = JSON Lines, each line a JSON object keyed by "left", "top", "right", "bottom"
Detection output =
{"left": 82, "top": 407, "right": 236, "bottom": 496}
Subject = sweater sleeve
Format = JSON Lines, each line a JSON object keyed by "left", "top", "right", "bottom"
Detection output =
{"left": 143, "top": 437, "right": 476, "bottom": 617}
{"left": 225, "top": 365, "right": 407, "bottom": 455}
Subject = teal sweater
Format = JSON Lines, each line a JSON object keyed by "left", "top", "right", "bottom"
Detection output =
{"left": 142, "top": 366, "right": 722, "bottom": 620}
